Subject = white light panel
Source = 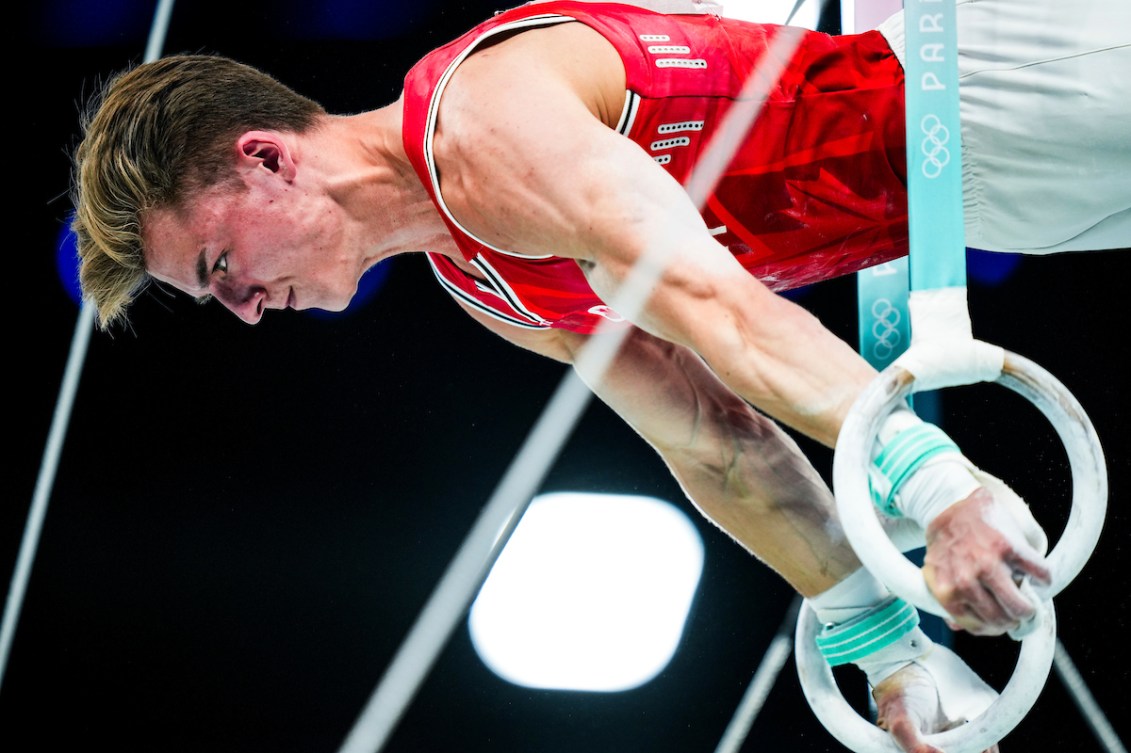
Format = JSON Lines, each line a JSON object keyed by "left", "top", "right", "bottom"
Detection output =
{"left": 468, "top": 492, "right": 705, "bottom": 692}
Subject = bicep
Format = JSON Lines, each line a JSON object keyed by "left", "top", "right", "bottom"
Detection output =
{"left": 455, "top": 295, "right": 742, "bottom": 459}
{"left": 453, "top": 297, "right": 578, "bottom": 363}
{"left": 457, "top": 293, "right": 739, "bottom": 457}
{"left": 575, "top": 326, "right": 757, "bottom": 456}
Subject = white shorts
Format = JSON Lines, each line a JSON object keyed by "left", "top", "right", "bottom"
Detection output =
{"left": 877, "top": 0, "right": 1131, "bottom": 254}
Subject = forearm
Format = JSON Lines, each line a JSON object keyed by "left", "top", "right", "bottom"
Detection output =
{"left": 662, "top": 401, "right": 862, "bottom": 596}
{"left": 674, "top": 281, "right": 878, "bottom": 448}
{"left": 576, "top": 327, "right": 862, "bottom": 596}
{"left": 550, "top": 145, "right": 881, "bottom": 447}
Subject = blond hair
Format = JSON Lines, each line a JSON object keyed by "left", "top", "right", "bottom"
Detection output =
{"left": 70, "top": 54, "right": 325, "bottom": 330}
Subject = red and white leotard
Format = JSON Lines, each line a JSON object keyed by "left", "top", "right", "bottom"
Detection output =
{"left": 401, "top": 1, "right": 908, "bottom": 334}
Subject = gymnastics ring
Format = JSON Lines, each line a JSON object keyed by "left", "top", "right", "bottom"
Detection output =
{"left": 794, "top": 595, "right": 1057, "bottom": 753}
{"left": 832, "top": 339, "right": 1108, "bottom": 617}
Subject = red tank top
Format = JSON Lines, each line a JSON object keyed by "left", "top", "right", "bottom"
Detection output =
{"left": 402, "top": 1, "right": 908, "bottom": 334}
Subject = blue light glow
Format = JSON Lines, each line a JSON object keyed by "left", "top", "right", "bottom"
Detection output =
{"left": 37, "top": 0, "right": 150, "bottom": 47}
{"left": 56, "top": 220, "right": 82, "bottom": 307}
{"left": 967, "top": 248, "right": 1023, "bottom": 286}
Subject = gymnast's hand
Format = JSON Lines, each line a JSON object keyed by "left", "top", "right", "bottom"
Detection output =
{"left": 871, "top": 412, "right": 1051, "bottom": 636}
{"left": 922, "top": 484, "right": 1051, "bottom": 636}
{"left": 872, "top": 655, "right": 1000, "bottom": 753}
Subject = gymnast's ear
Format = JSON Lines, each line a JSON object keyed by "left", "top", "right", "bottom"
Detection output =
{"left": 235, "top": 131, "right": 297, "bottom": 181}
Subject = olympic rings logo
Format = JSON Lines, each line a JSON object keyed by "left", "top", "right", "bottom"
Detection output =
{"left": 920, "top": 114, "right": 951, "bottom": 179}
{"left": 870, "top": 298, "right": 903, "bottom": 362}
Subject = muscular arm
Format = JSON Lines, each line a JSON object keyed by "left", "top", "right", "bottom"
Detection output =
{"left": 434, "top": 21, "right": 1042, "bottom": 638}
{"left": 458, "top": 303, "right": 862, "bottom": 595}
{"left": 434, "top": 21, "right": 877, "bottom": 447}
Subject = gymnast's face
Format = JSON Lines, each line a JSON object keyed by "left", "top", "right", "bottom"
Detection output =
{"left": 142, "top": 132, "right": 370, "bottom": 324}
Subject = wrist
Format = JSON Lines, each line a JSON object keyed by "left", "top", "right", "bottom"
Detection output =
{"left": 854, "top": 625, "right": 935, "bottom": 687}
{"left": 809, "top": 567, "right": 891, "bottom": 626}
{"left": 813, "top": 595, "right": 929, "bottom": 686}
{"left": 870, "top": 411, "right": 979, "bottom": 528}
{"left": 898, "top": 457, "right": 980, "bottom": 528}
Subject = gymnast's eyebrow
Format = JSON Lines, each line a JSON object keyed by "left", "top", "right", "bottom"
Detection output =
{"left": 195, "top": 249, "right": 209, "bottom": 291}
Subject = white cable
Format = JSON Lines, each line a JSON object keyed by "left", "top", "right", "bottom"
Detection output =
{"left": 336, "top": 24, "right": 807, "bottom": 753}
{"left": 1054, "top": 639, "right": 1127, "bottom": 753}
{"left": 713, "top": 596, "right": 801, "bottom": 753}
{"left": 144, "top": 0, "right": 176, "bottom": 64}
{"left": 0, "top": 306, "right": 93, "bottom": 692}
{"left": 0, "top": 0, "right": 176, "bottom": 695}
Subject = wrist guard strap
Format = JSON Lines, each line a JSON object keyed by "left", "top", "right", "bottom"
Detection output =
{"left": 870, "top": 423, "right": 961, "bottom": 517}
{"left": 815, "top": 596, "right": 920, "bottom": 667}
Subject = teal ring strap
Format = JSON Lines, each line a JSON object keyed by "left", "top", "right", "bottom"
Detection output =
{"left": 904, "top": 0, "right": 966, "bottom": 293}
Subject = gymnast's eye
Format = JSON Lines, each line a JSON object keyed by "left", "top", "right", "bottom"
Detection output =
{"left": 213, "top": 252, "right": 229, "bottom": 275}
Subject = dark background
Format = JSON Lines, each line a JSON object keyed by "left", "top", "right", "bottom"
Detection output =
{"left": 5, "top": 1, "right": 1128, "bottom": 751}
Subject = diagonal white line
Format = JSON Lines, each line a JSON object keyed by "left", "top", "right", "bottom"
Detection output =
{"left": 1054, "top": 639, "right": 1127, "bottom": 753}
{"left": 713, "top": 596, "right": 802, "bottom": 753}
{"left": 0, "top": 0, "right": 178, "bottom": 693}
{"left": 336, "top": 22, "right": 807, "bottom": 753}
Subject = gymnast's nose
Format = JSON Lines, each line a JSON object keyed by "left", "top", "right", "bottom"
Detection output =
{"left": 216, "top": 284, "right": 267, "bottom": 324}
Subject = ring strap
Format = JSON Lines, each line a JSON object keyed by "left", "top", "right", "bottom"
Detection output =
{"left": 815, "top": 596, "right": 920, "bottom": 667}
{"left": 870, "top": 424, "right": 960, "bottom": 517}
